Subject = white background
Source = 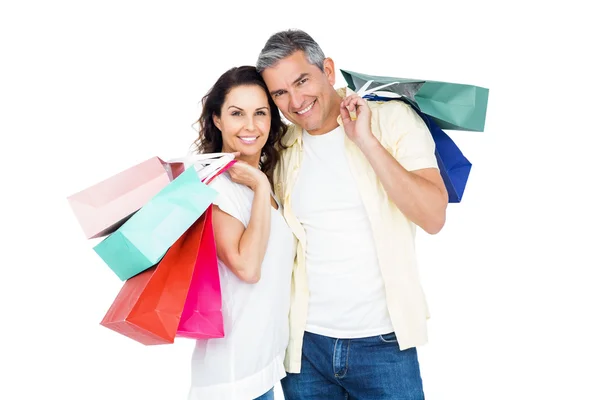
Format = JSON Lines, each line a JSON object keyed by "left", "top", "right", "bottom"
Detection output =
{"left": 2, "top": 1, "right": 599, "bottom": 399}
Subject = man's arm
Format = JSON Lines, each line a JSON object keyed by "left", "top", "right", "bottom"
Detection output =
{"left": 358, "top": 137, "right": 447, "bottom": 234}
{"left": 340, "top": 95, "right": 448, "bottom": 234}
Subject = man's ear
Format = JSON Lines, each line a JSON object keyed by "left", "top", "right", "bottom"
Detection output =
{"left": 323, "top": 57, "right": 336, "bottom": 86}
{"left": 212, "top": 113, "right": 221, "bottom": 130}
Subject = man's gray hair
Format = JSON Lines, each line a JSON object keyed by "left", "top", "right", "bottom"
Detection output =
{"left": 256, "top": 29, "right": 326, "bottom": 73}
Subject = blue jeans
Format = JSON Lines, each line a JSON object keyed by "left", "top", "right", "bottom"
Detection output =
{"left": 254, "top": 387, "right": 274, "bottom": 400}
{"left": 281, "top": 332, "right": 425, "bottom": 400}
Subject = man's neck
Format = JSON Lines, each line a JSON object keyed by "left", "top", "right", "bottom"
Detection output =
{"left": 306, "top": 120, "right": 339, "bottom": 136}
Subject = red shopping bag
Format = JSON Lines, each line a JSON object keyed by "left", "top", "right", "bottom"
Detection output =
{"left": 99, "top": 215, "right": 205, "bottom": 345}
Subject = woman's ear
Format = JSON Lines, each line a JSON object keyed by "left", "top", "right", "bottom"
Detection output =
{"left": 212, "top": 113, "right": 221, "bottom": 131}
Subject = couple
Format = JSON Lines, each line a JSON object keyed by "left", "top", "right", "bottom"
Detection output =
{"left": 187, "top": 29, "right": 448, "bottom": 400}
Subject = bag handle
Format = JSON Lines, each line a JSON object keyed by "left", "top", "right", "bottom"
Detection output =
{"left": 355, "top": 80, "right": 402, "bottom": 99}
{"left": 203, "top": 159, "right": 236, "bottom": 185}
{"left": 167, "top": 152, "right": 237, "bottom": 184}
{"left": 197, "top": 156, "right": 236, "bottom": 184}
{"left": 167, "top": 152, "right": 235, "bottom": 169}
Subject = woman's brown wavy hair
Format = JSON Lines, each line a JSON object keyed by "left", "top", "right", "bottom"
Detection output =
{"left": 192, "top": 66, "right": 287, "bottom": 186}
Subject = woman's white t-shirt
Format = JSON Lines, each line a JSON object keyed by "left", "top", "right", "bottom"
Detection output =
{"left": 188, "top": 173, "right": 296, "bottom": 400}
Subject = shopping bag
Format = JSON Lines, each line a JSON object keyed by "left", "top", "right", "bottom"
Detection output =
{"left": 93, "top": 167, "right": 217, "bottom": 280}
{"left": 346, "top": 80, "right": 475, "bottom": 202}
{"left": 99, "top": 155, "right": 234, "bottom": 343}
{"left": 99, "top": 216, "right": 206, "bottom": 345}
{"left": 341, "top": 69, "right": 489, "bottom": 132}
{"left": 387, "top": 97, "right": 473, "bottom": 202}
{"left": 67, "top": 157, "right": 185, "bottom": 239}
{"left": 420, "top": 113, "right": 472, "bottom": 202}
{"left": 177, "top": 206, "right": 224, "bottom": 339}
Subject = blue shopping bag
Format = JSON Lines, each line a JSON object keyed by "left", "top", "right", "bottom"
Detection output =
{"left": 363, "top": 94, "right": 472, "bottom": 203}
{"left": 421, "top": 113, "right": 472, "bottom": 203}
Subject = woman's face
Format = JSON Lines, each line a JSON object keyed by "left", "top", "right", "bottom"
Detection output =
{"left": 213, "top": 84, "right": 271, "bottom": 160}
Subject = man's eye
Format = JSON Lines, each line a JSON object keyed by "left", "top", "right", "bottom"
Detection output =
{"left": 298, "top": 78, "right": 308, "bottom": 85}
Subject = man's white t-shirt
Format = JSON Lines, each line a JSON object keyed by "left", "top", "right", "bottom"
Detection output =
{"left": 188, "top": 173, "right": 296, "bottom": 400}
{"left": 291, "top": 127, "right": 394, "bottom": 339}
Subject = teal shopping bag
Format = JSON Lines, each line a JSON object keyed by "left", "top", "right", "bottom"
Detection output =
{"left": 340, "top": 69, "right": 489, "bottom": 132}
{"left": 93, "top": 167, "right": 217, "bottom": 281}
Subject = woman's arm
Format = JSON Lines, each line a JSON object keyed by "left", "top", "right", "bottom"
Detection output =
{"left": 212, "top": 162, "right": 272, "bottom": 283}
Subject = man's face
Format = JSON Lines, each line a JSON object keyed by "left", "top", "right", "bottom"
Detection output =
{"left": 261, "top": 51, "right": 339, "bottom": 135}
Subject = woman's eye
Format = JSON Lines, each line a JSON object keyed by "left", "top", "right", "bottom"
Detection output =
{"left": 256, "top": 111, "right": 267, "bottom": 116}
{"left": 231, "top": 111, "right": 241, "bottom": 116}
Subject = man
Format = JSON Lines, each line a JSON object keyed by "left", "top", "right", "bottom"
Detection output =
{"left": 257, "top": 29, "right": 448, "bottom": 399}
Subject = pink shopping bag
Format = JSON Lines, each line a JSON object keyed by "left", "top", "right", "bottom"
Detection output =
{"left": 67, "top": 157, "right": 184, "bottom": 239}
{"left": 174, "top": 154, "right": 238, "bottom": 339}
{"left": 177, "top": 206, "right": 224, "bottom": 339}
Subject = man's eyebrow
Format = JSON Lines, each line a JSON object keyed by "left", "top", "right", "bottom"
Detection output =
{"left": 292, "top": 73, "right": 309, "bottom": 85}
{"left": 269, "top": 73, "right": 309, "bottom": 96}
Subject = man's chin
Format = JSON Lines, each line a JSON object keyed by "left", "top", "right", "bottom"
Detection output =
{"left": 295, "top": 119, "right": 319, "bottom": 132}
{"left": 287, "top": 115, "right": 312, "bottom": 130}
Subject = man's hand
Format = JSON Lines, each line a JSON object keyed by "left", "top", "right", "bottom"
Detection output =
{"left": 340, "top": 94, "right": 375, "bottom": 148}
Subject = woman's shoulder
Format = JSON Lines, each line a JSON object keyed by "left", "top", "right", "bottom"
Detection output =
{"left": 207, "top": 171, "right": 232, "bottom": 188}
{"left": 209, "top": 172, "right": 243, "bottom": 193}
{"left": 207, "top": 172, "right": 253, "bottom": 225}
{"left": 208, "top": 172, "right": 254, "bottom": 204}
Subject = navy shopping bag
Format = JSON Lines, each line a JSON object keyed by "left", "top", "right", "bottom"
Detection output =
{"left": 364, "top": 94, "right": 472, "bottom": 203}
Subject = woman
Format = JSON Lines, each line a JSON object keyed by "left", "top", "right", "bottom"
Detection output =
{"left": 187, "top": 66, "right": 295, "bottom": 400}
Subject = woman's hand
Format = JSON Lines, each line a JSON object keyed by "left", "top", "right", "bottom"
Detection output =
{"left": 228, "top": 160, "right": 269, "bottom": 191}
